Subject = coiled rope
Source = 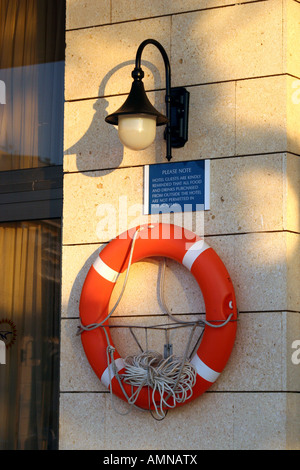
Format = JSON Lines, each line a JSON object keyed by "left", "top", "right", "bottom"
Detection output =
{"left": 122, "top": 350, "right": 197, "bottom": 419}
{"left": 77, "top": 228, "right": 234, "bottom": 419}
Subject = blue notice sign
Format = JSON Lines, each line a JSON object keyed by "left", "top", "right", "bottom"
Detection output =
{"left": 144, "top": 160, "right": 210, "bottom": 215}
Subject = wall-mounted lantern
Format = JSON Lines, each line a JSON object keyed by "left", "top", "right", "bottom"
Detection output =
{"left": 105, "top": 39, "right": 189, "bottom": 161}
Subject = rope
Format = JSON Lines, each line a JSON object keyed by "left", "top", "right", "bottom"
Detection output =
{"left": 77, "top": 228, "right": 235, "bottom": 419}
{"left": 122, "top": 350, "right": 197, "bottom": 419}
{"left": 159, "top": 258, "right": 233, "bottom": 331}
{"left": 76, "top": 228, "right": 140, "bottom": 336}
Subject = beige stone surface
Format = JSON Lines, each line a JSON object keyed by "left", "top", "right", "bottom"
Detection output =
{"left": 61, "top": 231, "right": 291, "bottom": 322}
{"left": 285, "top": 153, "right": 300, "bottom": 234}
{"left": 283, "top": 311, "right": 300, "bottom": 392}
{"left": 64, "top": 82, "right": 235, "bottom": 172}
{"left": 66, "top": 0, "right": 110, "bottom": 30}
{"left": 60, "top": 318, "right": 104, "bottom": 392}
{"left": 236, "top": 75, "right": 300, "bottom": 157}
{"left": 285, "top": 0, "right": 300, "bottom": 79}
{"left": 61, "top": 0, "right": 300, "bottom": 453}
{"left": 171, "top": 1, "right": 283, "bottom": 87}
{"left": 60, "top": 310, "right": 290, "bottom": 394}
{"left": 109, "top": 231, "right": 294, "bottom": 314}
{"left": 204, "top": 231, "right": 300, "bottom": 312}
{"left": 108, "top": 313, "right": 201, "bottom": 362}
{"left": 220, "top": 311, "right": 284, "bottom": 392}
{"left": 66, "top": 0, "right": 267, "bottom": 31}
{"left": 286, "top": 393, "right": 300, "bottom": 450}
{"left": 61, "top": 244, "right": 207, "bottom": 319}
{"left": 111, "top": 0, "right": 261, "bottom": 24}
{"left": 236, "top": 76, "right": 287, "bottom": 156}
{"left": 174, "top": 82, "right": 236, "bottom": 161}
{"left": 286, "top": 232, "right": 300, "bottom": 313}
{"left": 63, "top": 166, "right": 145, "bottom": 245}
{"left": 65, "top": 1, "right": 284, "bottom": 102}
{"left": 108, "top": 257, "right": 206, "bottom": 318}
{"left": 65, "top": 16, "right": 171, "bottom": 101}
{"left": 59, "top": 393, "right": 107, "bottom": 450}
{"left": 287, "top": 76, "right": 300, "bottom": 156}
{"left": 61, "top": 235, "right": 299, "bottom": 393}
{"left": 59, "top": 391, "right": 288, "bottom": 449}
{"left": 63, "top": 91, "right": 166, "bottom": 173}
{"left": 64, "top": 79, "right": 297, "bottom": 173}
{"left": 232, "top": 393, "right": 287, "bottom": 450}
{"left": 227, "top": 231, "right": 288, "bottom": 312}
{"left": 207, "top": 154, "right": 286, "bottom": 235}
{"left": 61, "top": 243, "right": 101, "bottom": 318}
{"left": 62, "top": 166, "right": 205, "bottom": 245}
{"left": 62, "top": 154, "right": 288, "bottom": 245}
{"left": 103, "top": 392, "right": 232, "bottom": 450}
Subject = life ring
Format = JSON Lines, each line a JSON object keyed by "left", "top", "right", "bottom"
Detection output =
{"left": 79, "top": 223, "right": 237, "bottom": 410}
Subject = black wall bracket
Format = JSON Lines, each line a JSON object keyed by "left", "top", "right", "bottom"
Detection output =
{"left": 167, "top": 87, "right": 189, "bottom": 149}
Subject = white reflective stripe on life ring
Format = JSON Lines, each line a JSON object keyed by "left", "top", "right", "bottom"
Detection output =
{"left": 101, "top": 358, "right": 125, "bottom": 388}
{"left": 190, "top": 354, "right": 220, "bottom": 383}
{"left": 93, "top": 256, "right": 119, "bottom": 283}
{"left": 182, "top": 239, "right": 210, "bottom": 271}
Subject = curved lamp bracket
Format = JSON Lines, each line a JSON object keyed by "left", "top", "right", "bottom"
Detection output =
{"left": 105, "top": 39, "right": 189, "bottom": 161}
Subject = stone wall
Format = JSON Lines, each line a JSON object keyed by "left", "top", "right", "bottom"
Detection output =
{"left": 60, "top": 0, "right": 300, "bottom": 450}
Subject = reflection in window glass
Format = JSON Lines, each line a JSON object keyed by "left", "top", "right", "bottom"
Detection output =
{"left": 0, "top": 0, "right": 65, "bottom": 171}
{"left": 0, "top": 0, "right": 64, "bottom": 450}
{"left": 0, "top": 220, "right": 61, "bottom": 450}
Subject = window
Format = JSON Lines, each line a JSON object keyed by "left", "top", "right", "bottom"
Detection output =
{"left": 0, "top": 0, "right": 64, "bottom": 449}
{"left": 0, "top": 220, "right": 61, "bottom": 449}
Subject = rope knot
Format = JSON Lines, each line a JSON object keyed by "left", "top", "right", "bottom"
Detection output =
{"left": 107, "top": 345, "right": 115, "bottom": 354}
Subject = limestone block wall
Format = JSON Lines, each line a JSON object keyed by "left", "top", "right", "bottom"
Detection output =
{"left": 60, "top": 0, "right": 300, "bottom": 450}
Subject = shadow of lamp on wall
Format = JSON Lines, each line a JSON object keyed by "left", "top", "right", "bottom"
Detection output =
{"left": 105, "top": 39, "right": 190, "bottom": 161}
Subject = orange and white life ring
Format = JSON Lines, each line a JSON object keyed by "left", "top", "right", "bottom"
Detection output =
{"left": 79, "top": 223, "right": 237, "bottom": 410}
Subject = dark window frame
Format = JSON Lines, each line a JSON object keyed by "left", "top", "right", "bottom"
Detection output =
{"left": 0, "top": 165, "right": 63, "bottom": 222}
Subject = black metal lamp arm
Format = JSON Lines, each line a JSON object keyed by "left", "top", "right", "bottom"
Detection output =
{"left": 132, "top": 39, "right": 172, "bottom": 161}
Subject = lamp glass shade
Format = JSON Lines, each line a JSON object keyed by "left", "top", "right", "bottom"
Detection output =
{"left": 118, "top": 114, "right": 156, "bottom": 150}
